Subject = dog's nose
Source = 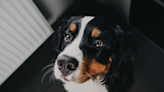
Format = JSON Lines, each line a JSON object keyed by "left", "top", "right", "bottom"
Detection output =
{"left": 57, "top": 55, "right": 78, "bottom": 76}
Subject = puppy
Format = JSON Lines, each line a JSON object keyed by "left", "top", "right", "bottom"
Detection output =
{"left": 51, "top": 15, "right": 134, "bottom": 92}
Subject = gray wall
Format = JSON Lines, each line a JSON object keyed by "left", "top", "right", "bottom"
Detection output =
{"left": 34, "top": 0, "right": 75, "bottom": 25}
{"left": 97, "top": 0, "right": 131, "bottom": 22}
{"left": 34, "top": 0, "right": 131, "bottom": 24}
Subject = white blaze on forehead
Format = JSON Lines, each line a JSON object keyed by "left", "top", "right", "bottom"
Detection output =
{"left": 58, "top": 16, "right": 94, "bottom": 61}
{"left": 54, "top": 16, "right": 94, "bottom": 81}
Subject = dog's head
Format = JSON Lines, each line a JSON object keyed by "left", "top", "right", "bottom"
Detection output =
{"left": 53, "top": 16, "right": 133, "bottom": 84}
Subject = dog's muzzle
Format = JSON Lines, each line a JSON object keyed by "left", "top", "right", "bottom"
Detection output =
{"left": 57, "top": 55, "right": 78, "bottom": 77}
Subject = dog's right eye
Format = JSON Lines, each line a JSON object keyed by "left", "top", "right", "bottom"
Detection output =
{"left": 64, "top": 33, "right": 72, "bottom": 42}
{"left": 92, "top": 40, "right": 104, "bottom": 49}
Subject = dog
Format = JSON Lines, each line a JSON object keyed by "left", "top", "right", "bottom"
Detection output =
{"left": 48, "top": 15, "right": 134, "bottom": 92}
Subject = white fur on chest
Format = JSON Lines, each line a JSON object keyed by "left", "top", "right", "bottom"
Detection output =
{"left": 63, "top": 79, "right": 108, "bottom": 92}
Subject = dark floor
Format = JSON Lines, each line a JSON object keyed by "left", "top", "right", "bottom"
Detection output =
{"left": 0, "top": 1, "right": 164, "bottom": 92}
{"left": 128, "top": 26, "right": 164, "bottom": 92}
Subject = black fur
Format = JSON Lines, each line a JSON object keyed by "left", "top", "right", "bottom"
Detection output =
{"left": 52, "top": 1, "right": 134, "bottom": 92}
{"left": 53, "top": 15, "right": 134, "bottom": 92}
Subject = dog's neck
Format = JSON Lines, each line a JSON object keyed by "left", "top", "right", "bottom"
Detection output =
{"left": 63, "top": 79, "right": 108, "bottom": 92}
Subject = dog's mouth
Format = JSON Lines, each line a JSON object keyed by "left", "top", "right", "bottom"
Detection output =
{"left": 63, "top": 77, "right": 70, "bottom": 82}
{"left": 59, "top": 73, "right": 77, "bottom": 82}
{"left": 60, "top": 75, "right": 70, "bottom": 82}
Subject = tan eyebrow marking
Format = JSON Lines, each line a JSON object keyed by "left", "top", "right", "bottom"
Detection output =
{"left": 69, "top": 24, "right": 76, "bottom": 32}
{"left": 91, "top": 28, "right": 101, "bottom": 37}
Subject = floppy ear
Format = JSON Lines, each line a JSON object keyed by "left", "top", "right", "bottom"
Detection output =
{"left": 52, "top": 16, "right": 83, "bottom": 51}
{"left": 105, "top": 24, "right": 134, "bottom": 91}
{"left": 52, "top": 23, "right": 64, "bottom": 52}
{"left": 112, "top": 25, "right": 134, "bottom": 77}
{"left": 52, "top": 17, "right": 69, "bottom": 51}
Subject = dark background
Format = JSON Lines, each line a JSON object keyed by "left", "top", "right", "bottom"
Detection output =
{"left": 0, "top": 0, "right": 164, "bottom": 92}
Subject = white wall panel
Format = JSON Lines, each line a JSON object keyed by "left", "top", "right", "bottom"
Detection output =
{"left": 0, "top": 0, "right": 54, "bottom": 85}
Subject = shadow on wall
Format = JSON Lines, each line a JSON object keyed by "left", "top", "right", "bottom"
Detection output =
{"left": 97, "top": 0, "right": 131, "bottom": 22}
{"left": 33, "top": 0, "right": 75, "bottom": 25}
{"left": 34, "top": 0, "right": 130, "bottom": 24}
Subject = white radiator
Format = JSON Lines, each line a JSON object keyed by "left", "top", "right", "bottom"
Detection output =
{"left": 0, "top": 0, "right": 54, "bottom": 85}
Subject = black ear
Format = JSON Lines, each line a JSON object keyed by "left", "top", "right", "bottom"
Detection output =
{"left": 105, "top": 25, "right": 134, "bottom": 92}
{"left": 52, "top": 17, "right": 69, "bottom": 51}
{"left": 112, "top": 25, "right": 134, "bottom": 77}
{"left": 52, "top": 16, "right": 84, "bottom": 51}
{"left": 52, "top": 25, "right": 64, "bottom": 52}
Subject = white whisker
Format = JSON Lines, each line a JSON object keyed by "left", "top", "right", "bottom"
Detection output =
{"left": 49, "top": 72, "right": 56, "bottom": 84}
{"left": 42, "top": 63, "right": 54, "bottom": 72}
{"left": 85, "top": 72, "right": 96, "bottom": 80}
{"left": 52, "top": 48, "right": 61, "bottom": 53}
{"left": 52, "top": 69, "right": 60, "bottom": 84}
{"left": 50, "top": 59, "right": 56, "bottom": 63}
{"left": 41, "top": 67, "right": 53, "bottom": 83}
{"left": 51, "top": 72, "right": 57, "bottom": 84}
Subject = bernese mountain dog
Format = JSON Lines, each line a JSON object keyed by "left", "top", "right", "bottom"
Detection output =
{"left": 48, "top": 15, "right": 134, "bottom": 92}
{"left": 43, "top": 1, "right": 134, "bottom": 91}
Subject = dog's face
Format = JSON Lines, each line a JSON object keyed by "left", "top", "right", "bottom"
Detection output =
{"left": 54, "top": 16, "right": 120, "bottom": 83}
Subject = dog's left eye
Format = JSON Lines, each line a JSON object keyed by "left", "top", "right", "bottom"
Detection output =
{"left": 92, "top": 40, "right": 104, "bottom": 49}
{"left": 64, "top": 34, "right": 72, "bottom": 41}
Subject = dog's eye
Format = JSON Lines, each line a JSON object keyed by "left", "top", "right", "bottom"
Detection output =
{"left": 64, "top": 34, "right": 72, "bottom": 41}
{"left": 92, "top": 40, "right": 104, "bottom": 49}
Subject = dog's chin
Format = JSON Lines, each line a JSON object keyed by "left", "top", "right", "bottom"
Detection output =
{"left": 60, "top": 77, "right": 72, "bottom": 82}
{"left": 57, "top": 74, "right": 91, "bottom": 84}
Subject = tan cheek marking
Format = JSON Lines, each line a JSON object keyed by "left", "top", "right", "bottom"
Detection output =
{"left": 91, "top": 28, "right": 101, "bottom": 37}
{"left": 108, "top": 57, "right": 112, "bottom": 67}
{"left": 88, "top": 59, "right": 108, "bottom": 75}
{"left": 77, "top": 56, "right": 112, "bottom": 83}
{"left": 109, "top": 57, "right": 112, "bottom": 63}
{"left": 76, "top": 56, "right": 90, "bottom": 83}
{"left": 69, "top": 24, "right": 76, "bottom": 32}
